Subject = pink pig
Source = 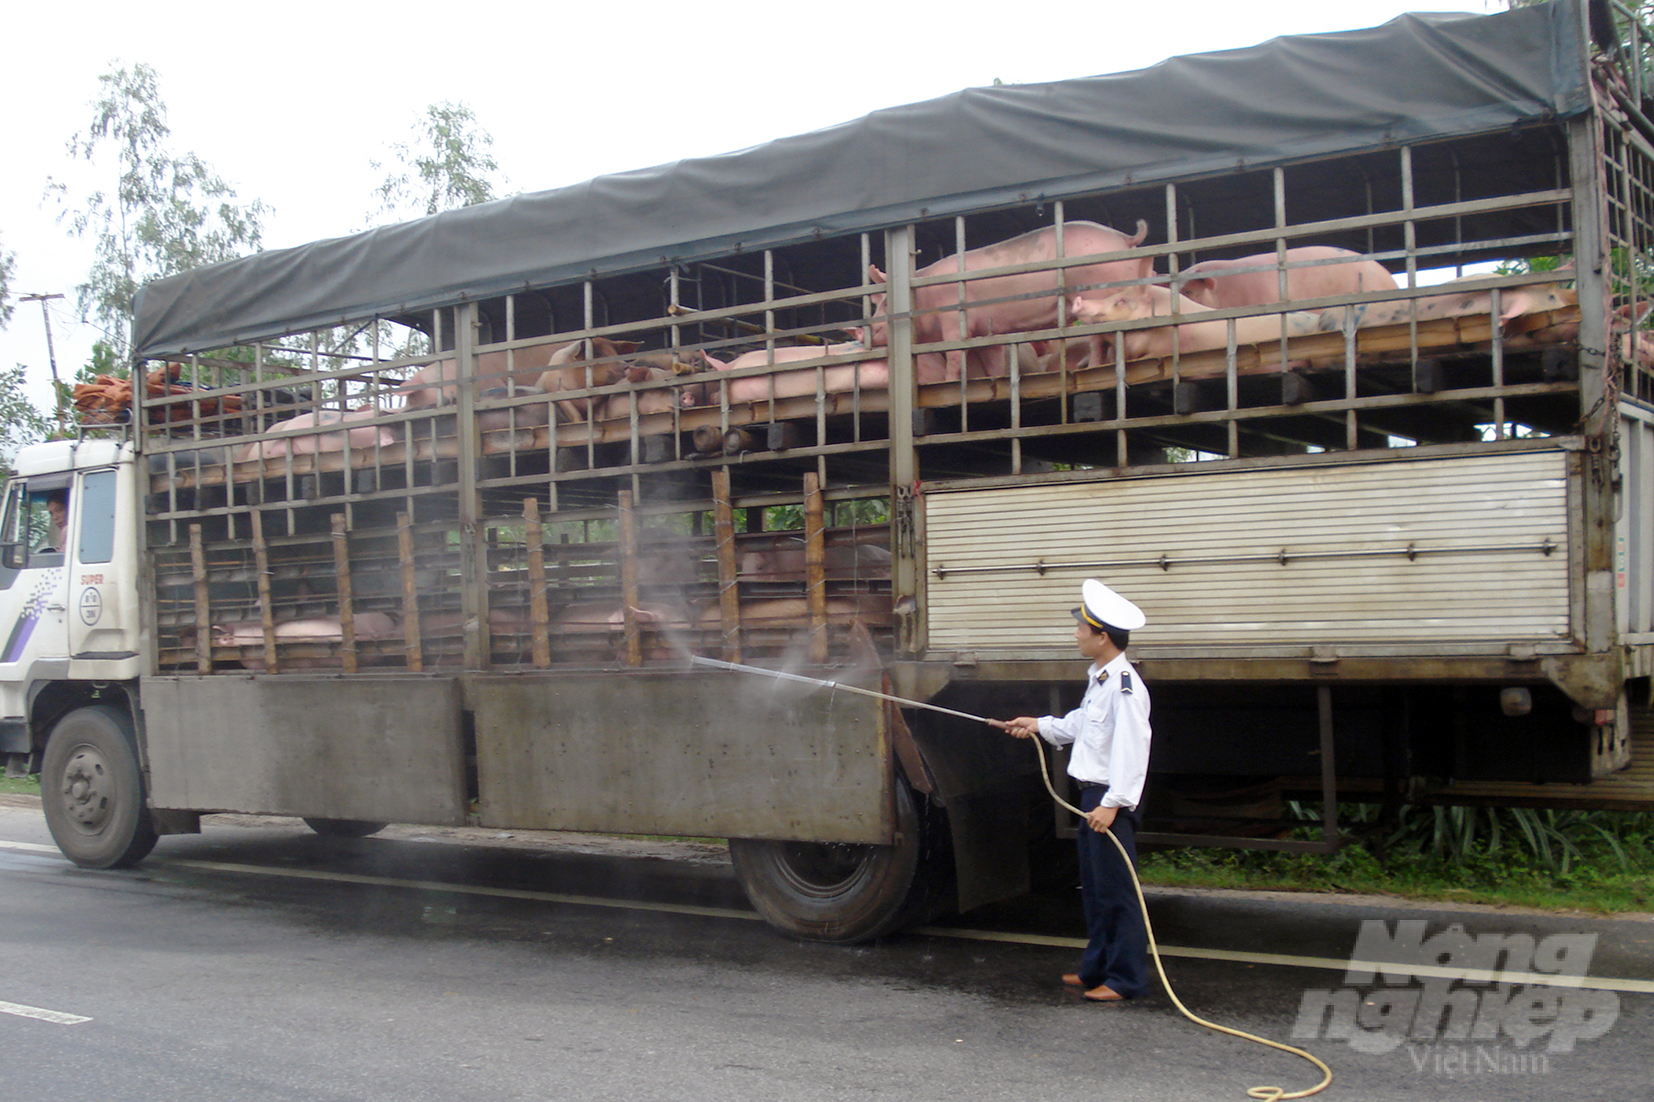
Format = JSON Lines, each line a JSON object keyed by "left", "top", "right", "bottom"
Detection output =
{"left": 1178, "top": 247, "right": 1397, "bottom": 310}
{"left": 236, "top": 408, "right": 396, "bottom": 462}
{"left": 1071, "top": 288, "right": 1321, "bottom": 363}
{"left": 867, "top": 220, "right": 1153, "bottom": 380}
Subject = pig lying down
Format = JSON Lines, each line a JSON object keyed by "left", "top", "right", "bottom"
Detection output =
{"left": 866, "top": 220, "right": 1154, "bottom": 380}
{"left": 1069, "top": 287, "right": 1322, "bottom": 363}
{"left": 1177, "top": 247, "right": 1398, "bottom": 309}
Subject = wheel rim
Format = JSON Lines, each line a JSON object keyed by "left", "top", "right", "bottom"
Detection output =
{"left": 58, "top": 744, "right": 115, "bottom": 835}
{"left": 771, "top": 841, "right": 879, "bottom": 899}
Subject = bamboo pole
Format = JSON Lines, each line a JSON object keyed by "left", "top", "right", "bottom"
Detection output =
{"left": 804, "top": 471, "right": 827, "bottom": 664}
{"left": 712, "top": 467, "right": 742, "bottom": 663}
{"left": 618, "top": 490, "right": 642, "bottom": 666}
{"left": 250, "top": 509, "right": 278, "bottom": 675}
{"left": 398, "top": 511, "right": 424, "bottom": 672}
{"left": 189, "top": 524, "right": 211, "bottom": 675}
{"left": 331, "top": 514, "right": 357, "bottom": 674}
{"left": 524, "top": 498, "right": 551, "bottom": 668}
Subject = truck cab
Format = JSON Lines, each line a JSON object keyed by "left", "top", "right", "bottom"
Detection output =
{"left": 1, "top": 439, "right": 152, "bottom": 866}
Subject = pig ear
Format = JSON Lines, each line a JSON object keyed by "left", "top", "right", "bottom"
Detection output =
{"left": 617, "top": 340, "right": 643, "bottom": 354}
{"left": 869, "top": 265, "right": 888, "bottom": 284}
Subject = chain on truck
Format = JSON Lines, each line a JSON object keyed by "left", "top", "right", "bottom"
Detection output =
{"left": 6, "top": 0, "right": 1654, "bottom": 942}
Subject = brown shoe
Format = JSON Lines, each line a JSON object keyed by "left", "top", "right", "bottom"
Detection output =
{"left": 1083, "top": 984, "right": 1126, "bottom": 1002}
{"left": 1061, "top": 973, "right": 1084, "bottom": 987}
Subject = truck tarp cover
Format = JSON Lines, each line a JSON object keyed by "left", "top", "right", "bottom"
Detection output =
{"left": 132, "top": 1, "right": 1589, "bottom": 359}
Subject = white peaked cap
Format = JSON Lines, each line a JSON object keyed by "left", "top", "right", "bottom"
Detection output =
{"left": 1072, "top": 578, "right": 1146, "bottom": 631}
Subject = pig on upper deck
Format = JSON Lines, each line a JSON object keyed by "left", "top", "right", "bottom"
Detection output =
{"left": 1071, "top": 287, "right": 1320, "bottom": 363}
{"left": 1177, "top": 247, "right": 1398, "bottom": 310}
{"left": 866, "top": 220, "right": 1153, "bottom": 380}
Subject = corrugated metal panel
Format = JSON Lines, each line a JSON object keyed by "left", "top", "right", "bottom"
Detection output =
{"left": 925, "top": 451, "right": 1571, "bottom": 651}
{"left": 1619, "top": 407, "right": 1654, "bottom": 635}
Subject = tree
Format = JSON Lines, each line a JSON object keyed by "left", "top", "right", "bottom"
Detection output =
{"left": 0, "top": 235, "right": 14, "bottom": 330}
{"left": 46, "top": 62, "right": 267, "bottom": 362}
{"left": 370, "top": 101, "right": 505, "bottom": 225}
{"left": 0, "top": 366, "right": 52, "bottom": 478}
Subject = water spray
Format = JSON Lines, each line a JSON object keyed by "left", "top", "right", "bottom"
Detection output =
{"left": 694, "top": 653, "right": 1332, "bottom": 1101}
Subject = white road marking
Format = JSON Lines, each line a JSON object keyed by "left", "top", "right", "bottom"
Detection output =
{"left": 5, "top": 839, "right": 1653, "bottom": 994}
{"left": 0, "top": 1000, "right": 91, "bottom": 1025}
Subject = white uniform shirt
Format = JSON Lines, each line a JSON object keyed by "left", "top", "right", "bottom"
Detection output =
{"left": 1037, "top": 651, "right": 1152, "bottom": 810}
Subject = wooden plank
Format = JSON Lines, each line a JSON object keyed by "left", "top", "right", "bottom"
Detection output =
{"left": 618, "top": 490, "right": 642, "bottom": 667}
{"left": 712, "top": 468, "right": 742, "bottom": 663}
{"left": 524, "top": 498, "right": 552, "bottom": 668}
{"left": 189, "top": 524, "right": 211, "bottom": 675}
{"left": 331, "top": 513, "right": 357, "bottom": 674}
{"left": 250, "top": 509, "right": 278, "bottom": 675}
{"left": 805, "top": 472, "right": 828, "bottom": 663}
{"left": 398, "top": 511, "right": 424, "bottom": 672}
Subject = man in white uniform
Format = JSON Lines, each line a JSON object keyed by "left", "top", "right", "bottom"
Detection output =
{"left": 1003, "top": 579, "right": 1152, "bottom": 1002}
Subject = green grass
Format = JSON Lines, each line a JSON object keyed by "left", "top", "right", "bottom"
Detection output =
{"left": 0, "top": 774, "right": 41, "bottom": 797}
{"left": 1139, "top": 805, "right": 1654, "bottom": 914}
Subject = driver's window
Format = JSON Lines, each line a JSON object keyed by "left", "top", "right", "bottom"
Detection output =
{"left": 27, "top": 493, "right": 63, "bottom": 556}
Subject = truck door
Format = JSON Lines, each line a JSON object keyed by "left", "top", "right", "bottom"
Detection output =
{"left": 0, "top": 474, "right": 73, "bottom": 702}
{"left": 66, "top": 469, "right": 125, "bottom": 659}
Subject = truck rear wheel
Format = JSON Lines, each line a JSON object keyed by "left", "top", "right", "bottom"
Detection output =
{"left": 41, "top": 705, "right": 158, "bottom": 869}
{"left": 730, "top": 782, "right": 935, "bottom": 943}
{"left": 303, "top": 818, "right": 386, "bottom": 838}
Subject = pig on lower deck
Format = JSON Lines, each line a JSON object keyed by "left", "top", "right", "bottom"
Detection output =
{"left": 867, "top": 220, "right": 1153, "bottom": 380}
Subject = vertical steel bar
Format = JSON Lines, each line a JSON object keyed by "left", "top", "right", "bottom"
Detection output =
{"left": 885, "top": 224, "right": 922, "bottom": 657}
{"left": 1318, "top": 685, "right": 1339, "bottom": 853}
{"left": 454, "top": 302, "right": 487, "bottom": 671}
{"left": 1569, "top": 105, "right": 1617, "bottom": 656}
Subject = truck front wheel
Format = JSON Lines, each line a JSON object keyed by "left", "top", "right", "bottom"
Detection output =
{"left": 730, "top": 782, "right": 937, "bottom": 943}
{"left": 41, "top": 705, "right": 158, "bottom": 869}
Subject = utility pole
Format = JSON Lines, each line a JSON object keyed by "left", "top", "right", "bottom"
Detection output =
{"left": 19, "top": 293, "right": 66, "bottom": 433}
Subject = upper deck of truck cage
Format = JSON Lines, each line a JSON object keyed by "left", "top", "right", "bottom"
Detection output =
{"left": 130, "top": 1, "right": 1607, "bottom": 361}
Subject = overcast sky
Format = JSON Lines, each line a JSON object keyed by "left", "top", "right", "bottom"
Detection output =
{"left": 1, "top": 0, "right": 1502, "bottom": 411}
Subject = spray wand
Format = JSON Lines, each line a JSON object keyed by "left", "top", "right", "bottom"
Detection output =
{"left": 692, "top": 653, "right": 1332, "bottom": 1101}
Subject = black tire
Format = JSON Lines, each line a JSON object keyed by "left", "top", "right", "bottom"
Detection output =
{"left": 730, "top": 782, "right": 939, "bottom": 943}
{"left": 303, "top": 818, "right": 387, "bottom": 838}
{"left": 41, "top": 705, "right": 158, "bottom": 869}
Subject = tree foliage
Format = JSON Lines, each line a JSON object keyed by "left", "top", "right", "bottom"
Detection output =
{"left": 0, "top": 235, "right": 14, "bottom": 330}
{"left": 0, "top": 366, "right": 52, "bottom": 478}
{"left": 47, "top": 62, "right": 266, "bottom": 361}
{"left": 370, "top": 101, "right": 504, "bottom": 224}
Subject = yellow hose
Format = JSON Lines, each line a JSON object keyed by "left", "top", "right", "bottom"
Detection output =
{"left": 1030, "top": 739, "right": 1333, "bottom": 1101}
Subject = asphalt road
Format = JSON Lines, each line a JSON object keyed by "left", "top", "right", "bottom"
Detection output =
{"left": 1, "top": 798, "right": 1650, "bottom": 1102}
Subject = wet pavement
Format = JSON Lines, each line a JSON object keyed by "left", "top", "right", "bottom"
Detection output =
{"left": 0, "top": 800, "right": 1649, "bottom": 1101}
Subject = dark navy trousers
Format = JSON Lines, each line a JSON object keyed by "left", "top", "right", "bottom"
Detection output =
{"left": 1076, "top": 785, "right": 1150, "bottom": 998}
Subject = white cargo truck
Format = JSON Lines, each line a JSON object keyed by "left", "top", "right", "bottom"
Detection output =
{"left": 7, "top": 0, "right": 1653, "bottom": 941}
